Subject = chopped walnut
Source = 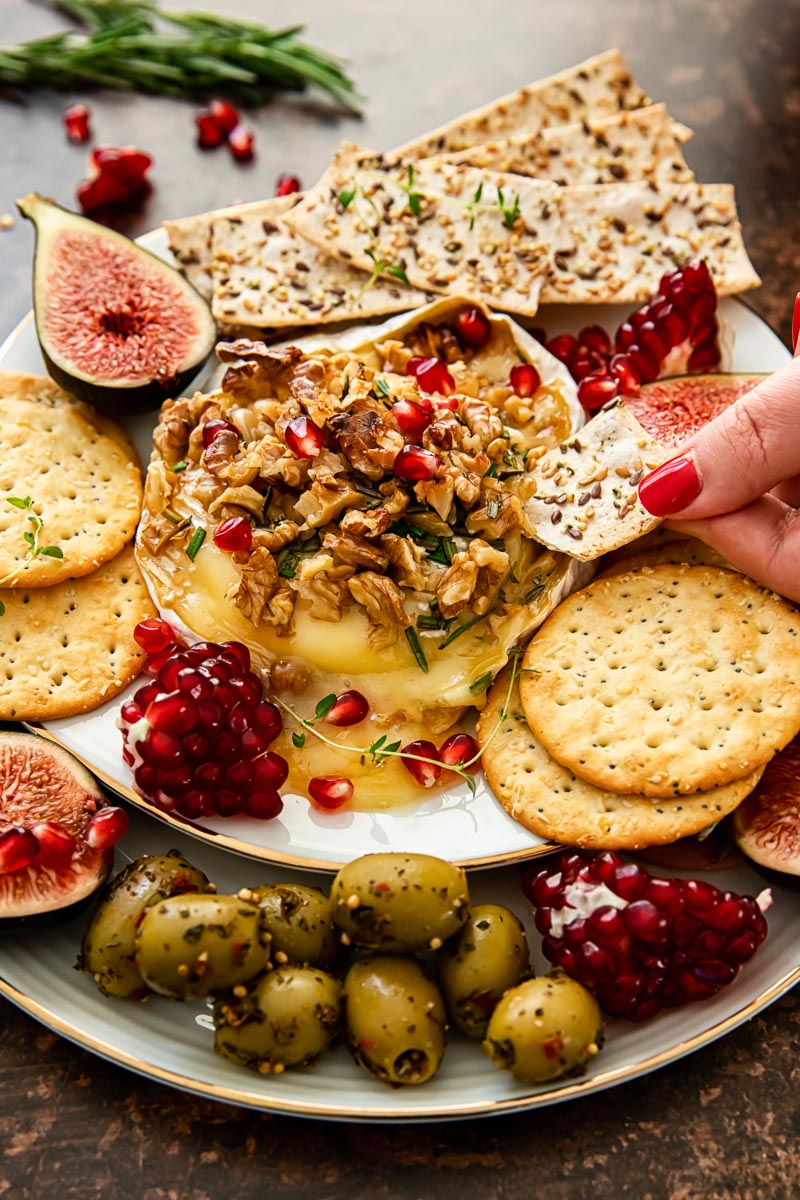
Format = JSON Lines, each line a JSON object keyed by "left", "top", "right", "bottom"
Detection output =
{"left": 208, "top": 484, "right": 266, "bottom": 520}
{"left": 469, "top": 539, "right": 511, "bottom": 614}
{"left": 435, "top": 538, "right": 510, "bottom": 618}
{"left": 143, "top": 458, "right": 173, "bottom": 516}
{"left": 251, "top": 521, "right": 300, "bottom": 553}
{"left": 460, "top": 397, "right": 504, "bottom": 446}
{"left": 322, "top": 530, "right": 390, "bottom": 571}
{"left": 153, "top": 391, "right": 216, "bottom": 463}
{"left": 262, "top": 586, "right": 296, "bottom": 636}
{"left": 328, "top": 408, "right": 404, "bottom": 480}
{"left": 381, "top": 533, "right": 445, "bottom": 592}
{"left": 340, "top": 506, "right": 393, "bottom": 538}
{"left": 347, "top": 572, "right": 410, "bottom": 648}
{"left": 414, "top": 474, "right": 455, "bottom": 521}
{"left": 259, "top": 439, "right": 310, "bottom": 489}
{"left": 435, "top": 555, "right": 478, "bottom": 619}
{"left": 296, "top": 576, "right": 352, "bottom": 622}
{"left": 466, "top": 491, "right": 526, "bottom": 538}
{"left": 226, "top": 547, "right": 278, "bottom": 625}
{"left": 293, "top": 479, "right": 365, "bottom": 529}
{"left": 203, "top": 429, "right": 240, "bottom": 476}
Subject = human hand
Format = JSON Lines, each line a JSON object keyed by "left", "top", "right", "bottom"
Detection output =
{"left": 637, "top": 305, "right": 800, "bottom": 602}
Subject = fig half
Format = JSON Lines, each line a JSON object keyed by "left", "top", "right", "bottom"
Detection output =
{"left": 17, "top": 193, "right": 216, "bottom": 416}
{"left": 0, "top": 732, "right": 124, "bottom": 931}
{"left": 732, "top": 737, "right": 800, "bottom": 878}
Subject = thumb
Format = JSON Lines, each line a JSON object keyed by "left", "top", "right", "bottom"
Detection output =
{"left": 638, "top": 355, "right": 800, "bottom": 519}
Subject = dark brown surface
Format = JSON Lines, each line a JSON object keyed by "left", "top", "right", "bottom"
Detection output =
{"left": 1, "top": 1, "right": 799, "bottom": 1196}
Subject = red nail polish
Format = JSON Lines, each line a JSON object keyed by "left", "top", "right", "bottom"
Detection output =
{"left": 638, "top": 455, "right": 701, "bottom": 516}
{"left": 793, "top": 292, "right": 800, "bottom": 355}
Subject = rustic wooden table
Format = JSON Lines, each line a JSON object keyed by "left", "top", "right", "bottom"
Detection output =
{"left": 1, "top": 1, "right": 799, "bottom": 1197}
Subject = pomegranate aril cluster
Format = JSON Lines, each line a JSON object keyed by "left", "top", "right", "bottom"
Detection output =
{"left": 542, "top": 261, "right": 722, "bottom": 412}
{"left": 121, "top": 621, "right": 287, "bottom": 821}
{"left": 195, "top": 100, "right": 255, "bottom": 162}
{"left": 523, "top": 852, "right": 768, "bottom": 1022}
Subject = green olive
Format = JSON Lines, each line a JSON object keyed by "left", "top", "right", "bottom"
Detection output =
{"left": 331, "top": 852, "right": 470, "bottom": 953}
{"left": 242, "top": 883, "right": 338, "bottom": 968}
{"left": 483, "top": 971, "right": 604, "bottom": 1084}
{"left": 214, "top": 966, "right": 342, "bottom": 1072}
{"left": 135, "top": 893, "right": 270, "bottom": 999}
{"left": 439, "top": 904, "right": 530, "bottom": 1038}
{"left": 344, "top": 954, "right": 446, "bottom": 1086}
{"left": 78, "top": 852, "right": 213, "bottom": 999}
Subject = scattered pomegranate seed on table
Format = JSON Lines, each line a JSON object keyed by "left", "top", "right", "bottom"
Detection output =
{"left": 209, "top": 99, "right": 240, "bottom": 134}
{"left": 228, "top": 125, "right": 255, "bottom": 162}
{"left": 77, "top": 145, "right": 153, "bottom": 216}
{"left": 195, "top": 113, "right": 225, "bottom": 149}
{"left": 63, "top": 103, "right": 91, "bottom": 144}
{"left": 275, "top": 172, "right": 302, "bottom": 197}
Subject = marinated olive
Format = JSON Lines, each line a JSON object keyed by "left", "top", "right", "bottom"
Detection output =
{"left": 79, "top": 852, "right": 213, "bottom": 999}
{"left": 331, "top": 852, "right": 470, "bottom": 953}
{"left": 483, "top": 971, "right": 604, "bottom": 1084}
{"left": 214, "top": 966, "right": 342, "bottom": 1072}
{"left": 135, "top": 893, "right": 270, "bottom": 999}
{"left": 439, "top": 903, "right": 530, "bottom": 1038}
{"left": 242, "top": 883, "right": 338, "bottom": 968}
{"left": 344, "top": 954, "right": 447, "bottom": 1086}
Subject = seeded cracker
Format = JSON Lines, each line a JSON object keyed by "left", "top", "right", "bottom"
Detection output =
{"left": 0, "top": 544, "right": 156, "bottom": 721}
{"left": 282, "top": 143, "right": 560, "bottom": 317}
{"left": 211, "top": 195, "right": 428, "bottom": 328}
{"left": 438, "top": 104, "right": 694, "bottom": 186}
{"left": 520, "top": 565, "right": 800, "bottom": 798}
{"left": 541, "top": 182, "right": 760, "bottom": 302}
{"left": 521, "top": 401, "right": 666, "bottom": 561}
{"left": 391, "top": 48, "right": 650, "bottom": 159}
{"left": 478, "top": 672, "right": 763, "bottom": 850}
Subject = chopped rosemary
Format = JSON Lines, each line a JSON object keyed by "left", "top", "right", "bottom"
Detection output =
{"left": 185, "top": 527, "right": 206, "bottom": 561}
{"left": 278, "top": 550, "right": 300, "bottom": 578}
{"left": 416, "top": 614, "right": 442, "bottom": 631}
{"left": 172, "top": 460, "right": 188, "bottom": 472}
{"left": 163, "top": 507, "right": 182, "bottom": 524}
{"left": 438, "top": 611, "right": 487, "bottom": 649}
{"left": 404, "top": 626, "right": 429, "bottom": 673}
{"left": 441, "top": 538, "right": 457, "bottom": 564}
{"left": 485, "top": 462, "right": 499, "bottom": 478}
{"left": 469, "top": 669, "right": 493, "bottom": 694}
{"left": 374, "top": 377, "right": 391, "bottom": 398}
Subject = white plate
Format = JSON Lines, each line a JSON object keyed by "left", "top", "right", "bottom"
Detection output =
{"left": 3, "top": 232, "right": 791, "bottom": 871}
{"left": 1, "top": 807, "right": 798, "bottom": 1122}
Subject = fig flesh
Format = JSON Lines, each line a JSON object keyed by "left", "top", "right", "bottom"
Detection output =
{"left": 732, "top": 736, "right": 800, "bottom": 878}
{"left": 17, "top": 193, "right": 216, "bottom": 416}
{"left": 0, "top": 731, "right": 115, "bottom": 930}
{"left": 626, "top": 373, "right": 767, "bottom": 451}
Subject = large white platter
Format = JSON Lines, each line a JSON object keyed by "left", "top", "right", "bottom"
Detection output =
{"left": 1, "top": 807, "right": 798, "bottom": 1122}
{"left": 2, "top": 231, "right": 790, "bottom": 870}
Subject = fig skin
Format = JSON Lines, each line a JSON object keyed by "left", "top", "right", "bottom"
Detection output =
{"left": 732, "top": 737, "right": 800, "bottom": 879}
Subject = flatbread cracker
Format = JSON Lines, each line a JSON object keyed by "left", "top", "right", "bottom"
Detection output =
{"left": 541, "top": 182, "right": 760, "bottom": 302}
{"left": 478, "top": 672, "right": 762, "bottom": 850}
{"left": 521, "top": 402, "right": 667, "bottom": 561}
{"left": 520, "top": 565, "right": 800, "bottom": 798}
{"left": 392, "top": 49, "right": 650, "bottom": 159}
{"left": 211, "top": 195, "right": 428, "bottom": 328}
{"left": 0, "top": 543, "right": 155, "bottom": 721}
{"left": 283, "top": 143, "right": 560, "bottom": 317}
{"left": 0, "top": 398, "right": 143, "bottom": 586}
{"left": 164, "top": 201, "right": 265, "bottom": 301}
{"left": 439, "top": 104, "right": 694, "bottom": 186}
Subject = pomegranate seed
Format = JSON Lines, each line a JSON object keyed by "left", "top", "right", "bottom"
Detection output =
{"left": 214, "top": 516, "right": 253, "bottom": 553}
{"left": 285, "top": 415, "right": 324, "bottom": 458}
{"left": 400, "top": 740, "right": 442, "bottom": 788}
{"left": 63, "top": 103, "right": 91, "bottom": 144}
{"left": 157, "top": 658, "right": 187, "bottom": 693}
{"left": 196, "top": 700, "right": 224, "bottom": 735}
{"left": 0, "top": 827, "right": 40, "bottom": 874}
{"left": 682, "top": 259, "right": 714, "bottom": 294}
{"left": 215, "top": 789, "right": 243, "bottom": 816}
{"left": 146, "top": 693, "right": 198, "bottom": 737}
{"left": 211, "top": 732, "right": 241, "bottom": 763}
{"left": 325, "top": 689, "right": 369, "bottom": 726}
{"left": 545, "top": 334, "right": 579, "bottom": 364}
{"left": 86, "top": 807, "right": 129, "bottom": 851}
{"left": 438, "top": 732, "right": 480, "bottom": 773}
{"left": 615, "top": 321, "right": 637, "bottom": 353}
{"left": 156, "top": 766, "right": 193, "bottom": 796}
{"left": 509, "top": 363, "right": 541, "bottom": 397}
{"left": 134, "top": 764, "right": 157, "bottom": 794}
{"left": 196, "top": 113, "right": 225, "bottom": 149}
{"left": 228, "top": 125, "right": 255, "bottom": 162}
{"left": 393, "top": 445, "right": 439, "bottom": 482}
{"left": 176, "top": 669, "right": 213, "bottom": 703}
{"left": 570, "top": 346, "right": 608, "bottom": 381}
{"left": 32, "top": 821, "right": 75, "bottom": 868}
{"left": 251, "top": 702, "right": 282, "bottom": 741}
{"left": 308, "top": 775, "right": 354, "bottom": 810}
{"left": 194, "top": 761, "right": 224, "bottom": 791}
{"left": 392, "top": 397, "right": 433, "bottom": 440}
{"left": 146, "top": 731, "right": 185, "bottom": 769}
{"left": 578, "top": 374, "right": 619, "bottom": 411}
{"left": 227, "top": 760, "right": 255, "bottom": 789}
{"left": 638, "top": 322, "right": 669, "bottom": 363}
{"left": 688, "top": 342, "right": 721, "bottom": 373}
{"left": 229, "top": 676, "right": 262, "bottom": 707}
{"left": 455, "top": 307, "right": 492, "bottom": 349}
{"left": 626, "top": 345, "right": 659, "bottom": 384}
{"left": 182, "top": 732, "right": 209, "bottom": 762}
{"left": 240, "top": 729, "right": 270, "bottom": 757}
{"left": 134, "top": 618, "right": 174, "bottom": 654}
{"left": 91, "top": 146, "right": 152, "bottom": 181}
{"left": 228, "top": 707, "right": 250, "bottom": 736}
{"left": 244, "top": 789, "right": 284, "bottom": 818}
{"left": 407, "top": 357, "right": 455, "bottom": 396}
{"left": 178, "top": 790, "right": 212, "bottom": 818}
{"left": 219, "top": 641, "right": 251, "bottom": 672}
{"left": 120, "top": 700, "right": 144, "bottom": 726}
{"left": 609, "top": 354, "right": 641, "bottom": 396}
{"left": 579, "top": 324, "right": 611, "bottom": 356}
{"left": 209, "top": 99, "right": 240, "bottom": 134}
{"left": 275, "top": 172, "right": 302, "bottom": 197}
{"left": 202, "top": 418, "right": 240, "bottom": 448}
{"left": 253, "top": 752, "right": 289, "bottom": 789}
{"left": 189, "top": 640, "right": 223, "bottom": 658}
{"left": 435, "top": 395, "right": 459, "bottom": 412}
{"left": 142, "top": 647, "right": 172, "bottom": 678}
{"left": 660, "top": 305, "right": 689, "bottom": 347}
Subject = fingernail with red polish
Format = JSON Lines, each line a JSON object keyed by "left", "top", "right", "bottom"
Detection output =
{"left": 792, "top": 291, "right": 800, "bottom": 355}
{"left": 638, "top": 455, "right": 701, "bottom": 516}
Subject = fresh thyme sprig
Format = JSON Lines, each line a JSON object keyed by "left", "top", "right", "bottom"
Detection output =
{"left": 0, "top": 1, "right": 363, "bottom": 113}
{"left": 0, "top": 496, "right": 64, "bottom": 615}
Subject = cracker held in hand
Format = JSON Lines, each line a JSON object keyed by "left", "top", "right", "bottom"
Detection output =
{"left": 283, "top": 143, "right": 560, "bottom": 316}
{"left": 0, "top": 395, "right": 142, "bottom": 587}
{"left": 392, "top": 48, "right": 649, "bottom": 159}
{"left": 478, "top": 672, "right": 763, "bottom": 850}
{"left": 541, "top": 182, "right": 760, "bottom": 303}
{"left": 211, "top": 195, "right": 428, "bottom": 328}
{"left": 520, "top": 565, "right": 800, "bottom": 798}
{"left": 521, "top": 402, "right": 666, "bottom": 562}
{"left": 441, "top": 104, "right": 694, "bottom": 186}
{"left": 0, "top": 544, "right": 155, "bottom": 721}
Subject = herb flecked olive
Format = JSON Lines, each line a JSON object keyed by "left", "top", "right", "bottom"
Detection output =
{"left": 242, "top": 883, "right": 338, "bottom": 968}
{"left": 482, "top": 971, "right": 604, "bottom": 1084}
{"left": 330, "top": 852, "right": 470, "bottom": 953}
{"left": 213, "top": 966, "right": 343, "bottom": 1072}
{"left": 344, "top": 955, "right": 447, "bottom": 1086}
{"left": 78, "top": 852, "right": 213, "bottom": 999}
{"left": 135, "top": 893, "right": 270, "bottom": 999}
{"left": 439, "top": 903, "right": 531, "bottom": 1038}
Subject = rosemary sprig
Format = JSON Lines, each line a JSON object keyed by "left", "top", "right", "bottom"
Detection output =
{"left": 0, "top": 496, "right": 64, "bottom": 615}
{"left": 0, "top": 1, "right": 363, "bottom": 113}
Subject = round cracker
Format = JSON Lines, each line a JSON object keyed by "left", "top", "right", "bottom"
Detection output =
{"left": 478, "top": 672, "right": 763, "bottom": 850}
{"left": 0, "top": 543, "right": 156, "bottom": 721}
{"left": 599, "top": 538, "right": 732, "bottom": 579}
{"left": 0, "top": 396, "right": 143, "bottom": 586}
{"left": 519, "top": 564, "right": 800, "bottom": 798}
